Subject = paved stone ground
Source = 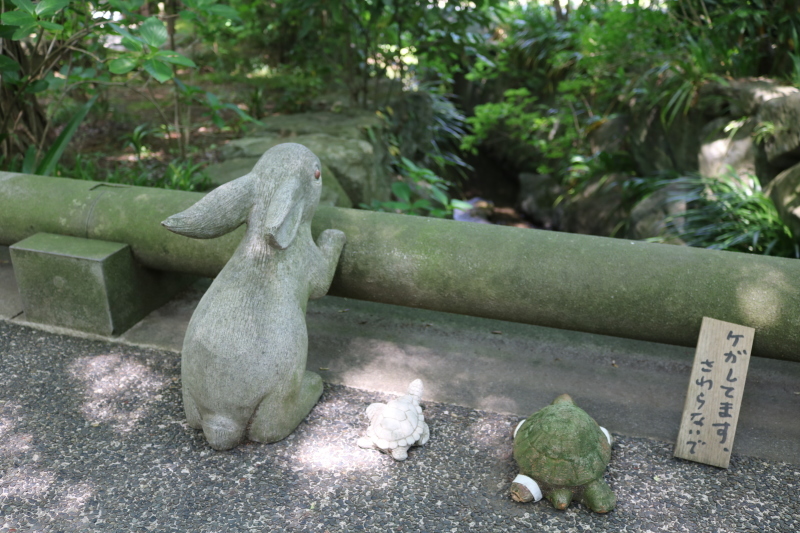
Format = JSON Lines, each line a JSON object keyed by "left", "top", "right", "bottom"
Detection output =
{"left": 1, "top": 321, "right": 799, "bottom": 532}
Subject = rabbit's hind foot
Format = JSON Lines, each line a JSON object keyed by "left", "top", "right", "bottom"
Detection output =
{"left": 248, "top": 371, "right": 323, "bottom": 443}
{"left": 202, "top": 415, "right": 246, "bottom": 451}
{"left": 183, "top": 389, "right": 202, "bottom": 430}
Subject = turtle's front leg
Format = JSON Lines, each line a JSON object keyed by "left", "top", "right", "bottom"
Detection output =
{"left": 390, "top": 446, "right": 410, "bottom": 461}
{"left": 547, "top": 488, "right": 574, "bottom": 510}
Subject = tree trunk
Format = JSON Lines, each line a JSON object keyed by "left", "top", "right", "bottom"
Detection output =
{"left": 0, "top": 41, "right": 49, "bottom": 160}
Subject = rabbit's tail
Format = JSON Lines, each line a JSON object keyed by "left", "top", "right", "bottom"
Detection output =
{"left": 202, "top": 415, "right": 246, "bottom": 451}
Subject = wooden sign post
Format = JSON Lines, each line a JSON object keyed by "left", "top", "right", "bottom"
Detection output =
{"left": 674, "top": 317, "right": 754, "bottom": 468}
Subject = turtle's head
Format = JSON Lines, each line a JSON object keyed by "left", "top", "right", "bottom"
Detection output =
{"left": 407, "top": 379, "right": 424, "bottom": 400}
{"left": 552, "top": 393, "right": 575, "bottom": 406}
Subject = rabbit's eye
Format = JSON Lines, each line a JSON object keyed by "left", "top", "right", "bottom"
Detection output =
{"left": 314, "top": 169, "right": 321, "bottom": 180}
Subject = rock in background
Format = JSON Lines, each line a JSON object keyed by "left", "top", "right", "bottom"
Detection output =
{"left": 205, "top": 110, "right": 395, "bottom": 207}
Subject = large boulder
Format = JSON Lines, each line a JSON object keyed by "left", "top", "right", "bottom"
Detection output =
{"left": 231, "top": 110, "right": 393, "bottom": 205}
{"left": 698, "top": 117, "right": 757, "bottom": 179}
{"left": 698, "top": 78, "right": 798, "bottom": 117}
{"left": 222, "top": 132, "right": 388, "bottom": 205}
{"left": 561, "top": 174, "right": 629, "bottom": 237}
{"left": 628, "top": 107, "right": 702, "bottom": 176}
{"left": 758, "top": 93, "right": 800, "bottom": 167}
{"left": 516, "top": 172, "right": 563, "bottom": 230}
{"left": 250, "top": 110, "right": 385, "bottom": 141}
{"left": 626, "top": 182, "right": 688, "bottom": 242}
{"left": 765, "top": 162, "right": 800, "bottom": 241}
{"left": 204, "top": 157, "right": 352, "bottom": 208}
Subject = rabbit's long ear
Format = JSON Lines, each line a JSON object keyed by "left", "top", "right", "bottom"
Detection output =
{"left": 162, "top": 174, "right": 255, "bottom": 239}
{"left": 261, "top": 178, "right": 305, "bottom": 250}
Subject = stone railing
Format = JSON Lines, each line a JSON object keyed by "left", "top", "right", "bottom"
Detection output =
{"left": 2, "top": 172, "right": 800, "bottom": 361}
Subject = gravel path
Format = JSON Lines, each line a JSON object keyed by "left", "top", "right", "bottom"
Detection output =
{"left": 1, "top": 320, "right": 798, "bottom": 532}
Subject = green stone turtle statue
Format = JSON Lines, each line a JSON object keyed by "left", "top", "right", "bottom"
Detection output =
{"left": 511, "top": 394, "right": 616, "bottom": 513}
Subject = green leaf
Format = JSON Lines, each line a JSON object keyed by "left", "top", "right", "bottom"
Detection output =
{"left": 109, "top": 22, "right": 138, "bottom": 42}
{"left": 21, "top": 145, "right": 37, "bottom": 174}
{"left": 108, "top": 57, "right": 137, "bottom": 74}
{"left": 207, "top": 4, "right": 241, "bottom": 21}
{"left": 450, "top": 199, "right": 474, "bottom": 211}
{"left": 0, "top": 55, "right": 21, "bottom": 73}
{"left": 25, "top": 79, "right": 49, "bottom": 93}
{"left": 37, "top": 21, "right": 63, "bottom": 32}
{"left": 205, "top": 91, "right": 221, "bottom": 107}
{"left": 139, "top": 17, "right": 168, "bottom": 48}
{"left": 1, "top": 11, "right": 35, "bottom": 27}
{"left": 12, "top": 24, "right": 36, "bottom": 39}
{"left": 391, "top": 182, "right": 412, "bottom": 203}
{"left": 210, "top": 112, "right": 225, "bottom": 128}
{"left": 223, "top": 103, "right": 259, "bottom": 124}
{"left": 430, "top": 187, "right": 448, "bottom": 206}
{"left": 155, "top": 50, "right": 196, "bottom": 67}
{"left": 108, "top": 0, "right": 145, "bottom": 12}
{"left": 0, "top": 24, "right": 16, "bottom": 38}
{"left": 37, "top": 95, "right": 98, "bottom": 176}
{"left": 10, "top": 0, "right": 36, "bottom": 16}
{"left": 178, "top": 10, "right": 198, "bottom": 22}
{"left": 121, "top": 36, "right": 143, "bottom": 52}
{"left": 143, "top": 58, "right": 173, "bottom": 82}
{"left": 36, "top": 0, "right": 71, "bottom": 17}
{"left": 412, "top": 199, "right": 433, "bottom": 210}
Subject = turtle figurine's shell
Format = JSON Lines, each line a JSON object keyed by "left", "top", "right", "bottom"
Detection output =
{"left": 357, "top": 379, "right": 430, "bottom": 461}
{"left": 512, "top": 394, "right": 615, "bottom": 513}
{"left": 366, "top": 398, "right": 425, "bottom": 448}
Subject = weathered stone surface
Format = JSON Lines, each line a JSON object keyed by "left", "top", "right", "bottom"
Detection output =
{"left": 204, "top": 157, "right": 353, "bottom": 208}
{"left": 626, "top": 182, "right": 688, "bottom": 242}
{"left": 561, "top": 174, "right": 628, "bottom": 237}
{"left": 588, "top": 115, "right": 629, "bottom": 155}
{"left": 758, "top": 92, "right": 800, "bottom": 166}
{"left": 223, "top": 133, "right": 388, "bottom": 205}
{"left": 517, "top": 172, "right": 563, "bottom": 230}
{"left": 699, "top": 78, "right": 799, "bottom": 117}
{"left": 765, "top": 162, "right": 800, "bottom": 242}
{"left": 10, "top": 232, "right": 193, "bottom": 335}
{"left": 629, "top": 107, "right": 702, "bottom": 175}
{"left": 698, "top": 117, "right": 757, "bottom": 179}
{"left": 251, "top": 110, "right": 385, "bottom": 140}
{"left": 0, "top": 245, "right": 22, "bottom": 319}
{"left": 161, "top": 144, "right": 346, "bottom": 450}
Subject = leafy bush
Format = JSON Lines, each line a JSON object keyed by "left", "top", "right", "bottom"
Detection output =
{"left": 361, "top": 157, "right": 471, "bottom": 218}
{"left": 638, "top": 172, "right": 798, "bottom": 258}
{"left": 0, "top": 0, "right": 252, "bottom": 171}
{"left": 462, "top": 1, "right": 800, "bottom": 186}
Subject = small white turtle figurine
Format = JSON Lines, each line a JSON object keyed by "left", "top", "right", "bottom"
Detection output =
{"left": 357, "top": 379, "right": 430, "bottom": 461}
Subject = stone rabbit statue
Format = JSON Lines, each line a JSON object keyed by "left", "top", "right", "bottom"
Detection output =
{"left": 162, "top": 143, "right": 346, "bottom": 450}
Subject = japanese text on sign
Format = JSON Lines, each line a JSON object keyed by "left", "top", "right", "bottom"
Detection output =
{"left": 674, "top": 317, "right": 754, "bottom": 468}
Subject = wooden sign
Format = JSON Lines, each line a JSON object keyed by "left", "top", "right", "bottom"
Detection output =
{"left": 674, "top": 317, "right": 754, "bottom": 468}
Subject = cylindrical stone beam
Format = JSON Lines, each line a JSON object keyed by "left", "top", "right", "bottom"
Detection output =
{"left": 2, "top": 172, "right": 799, "bottom": 361}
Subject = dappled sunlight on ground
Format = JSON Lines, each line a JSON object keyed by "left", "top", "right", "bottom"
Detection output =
{"left": 0, "top": 465, "right": 55, "bottom": 500}
{"left": 285, "top": 388, "right": 388, "bottom": 474}
{"left": 337, "top": 337, "right": 438, "bottom": 389}
{"left": 0, "top": 403, "right": 32, "bottom": 458}
{"left": 68, "top": 353, "right": 168, "bottom": 433}
{"left": 48, "top": 481, "right": 94, "bottom": 517}
{"left": 289, "top": 437, "right": 380, "bottom": 472}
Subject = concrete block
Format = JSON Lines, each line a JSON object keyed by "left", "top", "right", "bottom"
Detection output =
{"left": 10, "top": 233, "right": 195, "bottom": 336}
